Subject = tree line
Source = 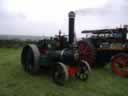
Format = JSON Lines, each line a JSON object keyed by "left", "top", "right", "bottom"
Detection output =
{"left": 0, "top": 39, "right": 37, "bottom": 48}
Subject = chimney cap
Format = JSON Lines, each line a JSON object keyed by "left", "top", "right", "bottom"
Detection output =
{"left": 69, "top": 11, "right": 75, "bottom": 18}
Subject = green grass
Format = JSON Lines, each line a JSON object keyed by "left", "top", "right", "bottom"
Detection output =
{"left": 0, "top": 48, "right": 128, "bottom": 96}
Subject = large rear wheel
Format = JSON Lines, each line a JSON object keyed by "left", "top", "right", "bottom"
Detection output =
{"left": 78, "top": 40, "right": 95, "bottom": 66}
{"left": 21, "top": 44, "right": 40, "bottom": 74}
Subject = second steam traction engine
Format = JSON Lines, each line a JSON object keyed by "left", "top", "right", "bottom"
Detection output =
{"left": 82, "top": 26, "right": 128, "bottom": 77}
{"left": 21, "top": 11, "right": 94, "bottom": 85}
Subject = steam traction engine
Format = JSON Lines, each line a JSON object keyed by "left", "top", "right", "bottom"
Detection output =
{"left": 21, "top": 11, "right": 94, "bottom": 85}
{"left": 82, "top": 26, "right": 128, "bottom": 77}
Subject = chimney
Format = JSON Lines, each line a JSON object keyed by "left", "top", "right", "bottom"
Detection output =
{"left": 69, "top": 11, "right": 75, "bottom": 44}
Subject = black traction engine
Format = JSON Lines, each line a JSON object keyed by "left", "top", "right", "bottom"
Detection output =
{"left": 21, "top": 11, "right": 95, "bottom": 85}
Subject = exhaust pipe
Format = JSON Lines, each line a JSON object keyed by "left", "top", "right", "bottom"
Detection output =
{"left": 69, "top": 11, "right": 75, "bottom": 44}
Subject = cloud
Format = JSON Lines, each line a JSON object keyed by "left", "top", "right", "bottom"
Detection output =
{"left": 75, "top": 0, "right": 128, "bottom": 15}
{"left": 0, "top": 0, "right": 128, "bottom": 37}
{"left": 75, "top": 0, "right": 128, "bottom": 30}
{"left": 0, "top": 11, "right": 27, "bottom": 35}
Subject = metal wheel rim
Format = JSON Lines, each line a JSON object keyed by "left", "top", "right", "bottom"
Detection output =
{"left": 112, "top": 53, "right": 128, "bottom": 77}
{"left": 53, "top": 62, "right": 68, "bottom": 85}
{"left": 21, "top": 44, "right": 40, "bottom": 74}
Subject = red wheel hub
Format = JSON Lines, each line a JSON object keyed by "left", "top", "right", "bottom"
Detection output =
{"left": 68, "top": 67, "right": 79, "bottom": 77}
{"left": 112, "top": 53, "right": 128, "bottom": 77}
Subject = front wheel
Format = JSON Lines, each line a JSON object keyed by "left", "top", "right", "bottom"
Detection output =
{"left": 76, "top": 60, "right": 91, "bottom": 81}
{"left": 52, "top": 62, "right": 69, "bottom": 85}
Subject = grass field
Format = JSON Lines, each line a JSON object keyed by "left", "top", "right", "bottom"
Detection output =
{"left": 0, "top": 48, "right": 128, "bottom": 96}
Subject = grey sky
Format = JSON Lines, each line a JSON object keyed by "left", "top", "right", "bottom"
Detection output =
{"left": 0, "top": 0, "right": 128, "bottom": 38}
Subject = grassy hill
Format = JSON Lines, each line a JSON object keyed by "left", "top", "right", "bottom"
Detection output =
{"left": 0, "top": 48, "right": 128, "bottom": 96}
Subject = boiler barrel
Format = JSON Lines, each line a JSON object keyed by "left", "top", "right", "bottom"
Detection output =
{"left": 39, "top": 49, "right": 75, "bottom": 66}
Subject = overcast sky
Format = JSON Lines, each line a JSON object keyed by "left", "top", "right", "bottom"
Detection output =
{"left": 0, "top": 0, "right": 128, "bottom": 38}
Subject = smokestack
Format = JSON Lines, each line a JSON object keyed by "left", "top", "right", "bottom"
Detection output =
{"left": 69, "top": 11, "right": 75, "bottom": 44}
